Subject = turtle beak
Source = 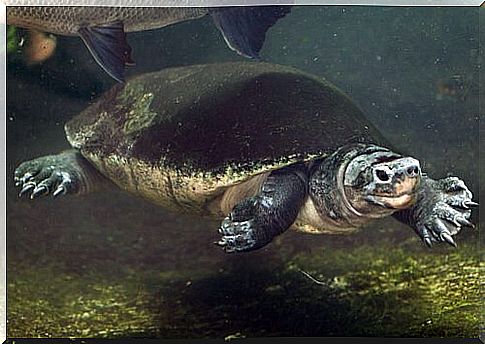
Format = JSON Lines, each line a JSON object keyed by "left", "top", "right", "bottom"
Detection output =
{"left": 365, "top": 157, "right": 421, "bottom": 209}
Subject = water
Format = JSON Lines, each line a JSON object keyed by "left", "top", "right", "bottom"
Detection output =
{"left": 6, "top": 6, "right": 482, "bottom": 338}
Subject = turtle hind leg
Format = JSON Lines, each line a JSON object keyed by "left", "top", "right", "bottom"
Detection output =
{"left": 14, "top": 149, "right": 105, "bottom": 199}
{"left": 217, "top": 164, "right": 308, "bottom": 253}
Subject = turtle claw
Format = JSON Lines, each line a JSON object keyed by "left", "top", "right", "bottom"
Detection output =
{"left": 405, "top": 176, "right": 476, "bottom": 248}
{"left": 463, "top": 200, "right": 478, "bottom": 209}
{"left": 31, "top": 184, "right": 49, "bottom": 199}
{"left": 440, "top": 231, "right": 457, "bottom": 247}
{"left": 456, "top": 217, "right": 474, "bottom": 228}
{"left": 418, "top": 221, "right": 457, "bottom": 248}
{"left": 14, "top": 155, "right": 77, "bottom": 199}
{"left": 53, "top": 184, "right": 67, "bottom": 197}
{"left": 19, "top": 183, "right": 35, "bottom": 197}
{"left": 417, "top": 225, "right": 439, "bottom": 248}
{"left": 424, "top": 236, "right": 433, "bottom": 248}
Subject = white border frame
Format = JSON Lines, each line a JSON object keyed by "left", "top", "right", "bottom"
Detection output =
{"left": 2, "top": 0, "right": 484, "bottom": 6}
{"left": 1, "top": 1, "right": 481, "bottom": 343}
{"left": 1, "top": 1, "right": 6, "bottom": 342}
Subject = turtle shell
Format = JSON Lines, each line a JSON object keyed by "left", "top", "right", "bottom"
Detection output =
{"left": 65, "top": 62, "right": 385, "bottom": 213}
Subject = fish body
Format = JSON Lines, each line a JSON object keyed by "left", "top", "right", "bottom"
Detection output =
{"left": 7, "top": 6, "right": 291, "bottom": 82}
{"left": 436, "top": 74, "right": 477, "bottom": 102}
{"left": 7, "top": 7, "right": 208, "bottom": 35}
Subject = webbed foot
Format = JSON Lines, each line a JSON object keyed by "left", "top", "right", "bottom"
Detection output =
{"left": 14, "top": 152, "right": 84, "bottom": 199}
{"left": 217, "top": 198, "right": 262, "bottom": 253}
{"left": 216, "top": 165, "right": 308, "bottom": 253}
{"left": 409, "top": 177, "right": 477, "bottom": 247}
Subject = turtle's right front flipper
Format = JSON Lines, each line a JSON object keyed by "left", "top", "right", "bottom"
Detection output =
{"left": 217, "top": 164, "right": 307, "bottom": 253}
{"left": 15, "top": 150, "right": 106, "bottom": 199}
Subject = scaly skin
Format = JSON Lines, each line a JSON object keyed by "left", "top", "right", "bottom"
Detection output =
{"left": 14, "top": 150, "right": 106, "bottom": 198}
{"left": 393, "top": 176, "right": 477, "bottom": 247}
{"left": 7, "top": 6, "right": 208, "bottom": 35}
{"left": 217, "top": 164, "right": 308, "bottom": 252}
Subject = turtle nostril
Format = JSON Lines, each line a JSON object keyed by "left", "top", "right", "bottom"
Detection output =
{"left": 406, "top": 166, "right": 420, "bottom": 177}
{"left": 376, "top": 169, "right": 390, "bottom": 182}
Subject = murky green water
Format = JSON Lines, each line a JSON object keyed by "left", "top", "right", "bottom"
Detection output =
{"left": 6, "top": 6, "right": 482, "bottom": 339}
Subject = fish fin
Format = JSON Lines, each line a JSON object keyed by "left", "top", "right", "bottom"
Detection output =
{"left": 209, "top": 6, "right": 291, "bottom": 59}
{"left": 78, "top": 21, "right": 134, "bottom": 83}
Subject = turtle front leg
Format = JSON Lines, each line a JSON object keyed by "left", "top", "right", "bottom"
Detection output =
{"left": 14, "top": 150, "right": 106, "bottom": 199}
{"left": 217, "top": 165, "right": 308, "bottom": 253}
{"left": 394, "top": 176, "right": 477, "bottom": 247}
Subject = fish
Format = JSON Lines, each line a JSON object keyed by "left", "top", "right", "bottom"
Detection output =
{"left": 435, "top": 74, "right": 475, "bottom": 102}
{"left": 7, "top": 6, "right": 291, "bottom": 82}
{"left": 24, "top": 29, "right": 57, "bottom": 65}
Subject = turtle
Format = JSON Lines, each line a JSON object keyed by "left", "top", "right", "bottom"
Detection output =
{"left": 14, "top": 62, "right": 477, "bottom": 253}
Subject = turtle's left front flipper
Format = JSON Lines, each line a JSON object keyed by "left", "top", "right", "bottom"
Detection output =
{"left": 209, "top": 6, "right": 291, "bottom": 59}
{"left": 394, "top": 176, "right": 477, "bottom": 247}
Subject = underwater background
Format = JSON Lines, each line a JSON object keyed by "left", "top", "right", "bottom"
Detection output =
{"left": 6, "top": 6, "right": 482, "bottom": 338}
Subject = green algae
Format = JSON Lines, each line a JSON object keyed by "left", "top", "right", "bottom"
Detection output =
{"left": 8, "top": 268, "right": 159, "bottom": 338}
{"left": 8, "top": 239, "right": 481, "bottom": 338}
{"left": 7, "top": 26, "right": 19, "bottom": 55}
{"left": 8, "top": 264, "right": 216, "bottom": 338}
{"left": 287, "top": 244, "right": 481, "bottom": 337}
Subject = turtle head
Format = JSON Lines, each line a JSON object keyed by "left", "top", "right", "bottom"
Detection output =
{"left": 343, "top": 148, "right": 422, "bottom": 215}
{"left": 308, "top": 144, "right": 423, "bottom": 231}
